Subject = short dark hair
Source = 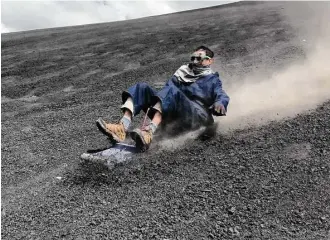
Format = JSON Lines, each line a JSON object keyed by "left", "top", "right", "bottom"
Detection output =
{"left": 194, "top": 45, "right": 214, "bottom": 58}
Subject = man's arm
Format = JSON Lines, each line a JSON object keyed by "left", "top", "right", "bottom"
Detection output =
{"left": 212, "top": 77, "right": 230, "bottom": 116}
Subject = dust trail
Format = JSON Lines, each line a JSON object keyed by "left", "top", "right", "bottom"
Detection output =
{"left": 216, "top": 2, "right": 330, "bottom": 133}
{"left": 218, "top": 41, "right": 330, "bottom": 132}
{"left": 155, "top": 129, "right": 204, "bottom": 151}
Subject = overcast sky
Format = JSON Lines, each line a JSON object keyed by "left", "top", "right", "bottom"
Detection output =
{"left": 1, "top": 1, "right": 237, "bottom": 33}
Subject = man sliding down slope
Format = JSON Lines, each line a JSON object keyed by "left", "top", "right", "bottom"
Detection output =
{"left": 96, "top": 46, "right": 230, "bottom": 151}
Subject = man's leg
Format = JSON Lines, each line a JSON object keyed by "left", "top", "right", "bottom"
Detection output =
{"left": 157, "top": 84, "right": 212, "bottom": 131}
{"left": 130, "top": 83, "right": 213, "bottom": 150}
{"left": 96, "top": 82, "right": 157, "bottom": 143}
{"left": 129, "top": 101, "right": 162, "bottom": 151}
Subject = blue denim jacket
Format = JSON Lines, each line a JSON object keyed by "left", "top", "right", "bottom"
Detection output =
{"left": 158, "top": 72, "right": 229, "bottom": 115}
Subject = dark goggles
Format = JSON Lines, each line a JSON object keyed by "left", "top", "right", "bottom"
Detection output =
{"left": 190, "top": 56, "right": 211, "bottom": 62}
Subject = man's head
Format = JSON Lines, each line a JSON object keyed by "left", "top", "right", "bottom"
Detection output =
{"left": 190, "top": 45, "right": 215, "bottom": 66}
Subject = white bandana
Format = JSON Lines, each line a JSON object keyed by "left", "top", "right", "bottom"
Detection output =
{"left": 174, "top": 64, "right": 213, "bottom": 83}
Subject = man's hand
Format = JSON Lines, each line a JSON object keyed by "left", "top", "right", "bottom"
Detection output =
{"left": 212, "top": 102, "right": 226, "bottom": 116}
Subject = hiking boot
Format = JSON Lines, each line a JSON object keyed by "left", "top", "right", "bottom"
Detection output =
{"left": 130, "top": 128, "right": 153, "bottom": 151}
{"left": 96, "top": 118, "right": 126, "bottom": 143}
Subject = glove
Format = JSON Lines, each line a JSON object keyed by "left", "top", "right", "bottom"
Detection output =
{"left": 211, "top": 102, "right": 226, "bottom": 116}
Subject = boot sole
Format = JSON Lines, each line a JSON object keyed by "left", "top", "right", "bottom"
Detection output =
{"left": 96, "top": 118, "right": 121, "bottom": 144}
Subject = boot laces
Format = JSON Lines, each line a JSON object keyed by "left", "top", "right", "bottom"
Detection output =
{"left": 141, "top": 108, "right": 151, "bottom": 131}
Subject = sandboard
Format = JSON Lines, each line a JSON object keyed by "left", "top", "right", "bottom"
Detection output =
{"left": 80, "top": 143, "right": 140, "bottom": 169}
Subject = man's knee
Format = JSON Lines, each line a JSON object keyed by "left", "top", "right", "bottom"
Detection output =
{"left": 135, "top": 82, "right": 150, "bottom": 90}
{"left": 127, "top": 82, "right": 150, "bottom": 93}
{"left": 157, "top": 85, "right": 181, "bottom": 101}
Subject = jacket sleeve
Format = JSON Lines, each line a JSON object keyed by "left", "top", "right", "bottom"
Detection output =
{"left": 212, "top": 75, "right": 230, "bottom": 111}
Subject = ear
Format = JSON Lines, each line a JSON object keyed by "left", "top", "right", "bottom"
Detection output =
{"left": 209, "top": 58, "right": 214, "bottom": 64}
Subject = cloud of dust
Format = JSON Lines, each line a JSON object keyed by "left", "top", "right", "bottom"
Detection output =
{"left": 216, "top": 2, "right": 330, "bottom": 132}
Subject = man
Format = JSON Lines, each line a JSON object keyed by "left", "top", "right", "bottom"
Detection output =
{"left": 96, "top": 46, "right": 230, "bottom": 151}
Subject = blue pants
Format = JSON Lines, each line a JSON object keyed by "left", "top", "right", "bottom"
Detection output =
{"left": 122, "top": 82, "right": 214, "bottom": 130}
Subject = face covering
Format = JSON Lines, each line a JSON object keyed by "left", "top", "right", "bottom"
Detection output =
{"left": 174, "top": 63, "right": 213, "bottom": 83}
{"left": 191, "top": 63, "right": 211, "bottom": 74}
